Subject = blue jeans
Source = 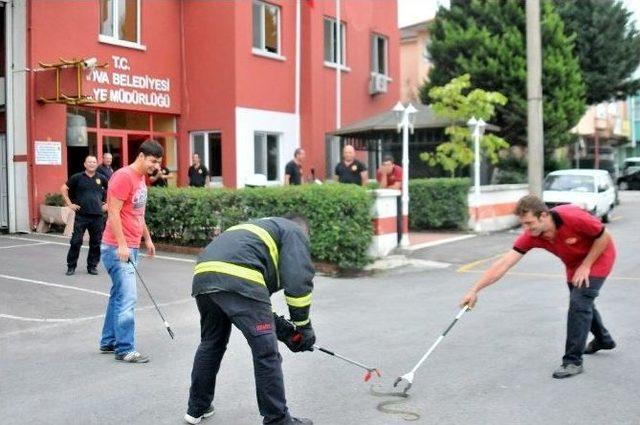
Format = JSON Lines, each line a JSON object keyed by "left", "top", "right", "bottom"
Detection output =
{"left": 99, "top": 244, "right": 139, "bottom": 355}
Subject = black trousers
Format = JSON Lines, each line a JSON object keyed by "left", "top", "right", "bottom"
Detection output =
{"left": 563, "top": 276, "right": 614, "bottom": 365}
{"left": 187, "top": 292, "right": 291, "bottom": 424}
{"left": 66, "top": 214, "right": 103, "bottom": 269}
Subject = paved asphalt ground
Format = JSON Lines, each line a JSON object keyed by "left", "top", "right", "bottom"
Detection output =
{"left": 1, "top": 193, "right": 639, "bottom": 425}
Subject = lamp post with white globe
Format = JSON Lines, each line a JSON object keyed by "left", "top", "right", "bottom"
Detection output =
{"left": 393, "top": 102, "right": 417, "bottom": 247}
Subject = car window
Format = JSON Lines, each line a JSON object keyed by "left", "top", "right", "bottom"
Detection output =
{"left": 544, "top": 174, "right": 595, "bottom": 192}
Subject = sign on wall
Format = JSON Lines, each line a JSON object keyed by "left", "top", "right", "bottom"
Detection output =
{"left": 35, "top": 141, "right": 62, "bottom": 165}
{"left": 85, "top": 56, "right": 172, "bottom": 109}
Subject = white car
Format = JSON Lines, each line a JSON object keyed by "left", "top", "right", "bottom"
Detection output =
{"left": 543, "top": 169, "right": 616, "bottom": 223}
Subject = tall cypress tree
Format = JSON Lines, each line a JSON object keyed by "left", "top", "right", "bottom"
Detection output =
{"left": 421, "top": 0, "right": 586, "bottom": 151}
{"left": 553, "top": 0, "right": 640, "bottom": 104}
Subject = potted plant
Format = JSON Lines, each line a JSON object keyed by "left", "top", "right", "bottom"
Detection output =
{"left": 37, "top": 192, "right": 76, "bottom": 236}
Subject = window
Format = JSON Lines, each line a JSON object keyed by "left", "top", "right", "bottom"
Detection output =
{"left": 252, "top": 1, "right": 280, "bottom": 55}
{"left": 100, "top": 0, "right": 140, "bottom": 45}
{"left": 190, "top": 132, "right": 223, "bottom": 181}
{"left": 254, "top": 132, "right": 280, "bottom": 181}
{"left": 371, "top": 34, "right": 388, "bottom": 76}
{"left": 324, "top": 17, "right": 346, "bottom": 66}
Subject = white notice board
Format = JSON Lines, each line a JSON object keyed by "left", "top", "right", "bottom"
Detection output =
{"left": 35, "top": 141, "right": 62, "bottom": 165}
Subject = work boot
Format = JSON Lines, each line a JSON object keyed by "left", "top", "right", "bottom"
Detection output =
{"left": 87, "top": 266, "right": 99, "bottom": 275}
{"left": 183, "top": 405, "right": 214, "bottom": 424}
{"left": 66, "top": 267, "right": 75, "bottom": 276}
{"left": 584, "top": 339, "right": 616, "bottom": 355}
{"left": 552, "top": 363, "right": 583, "bottom": 379}
{"left": 287, "top": 418, "right": 313, "bottom": 425}
{"left": 115, "top": 351, "right": 149, "bottom": 363}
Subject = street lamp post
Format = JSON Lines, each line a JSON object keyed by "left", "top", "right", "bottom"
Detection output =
{"left": 393, "top": 102, "right": 417, "bottom": 247}
{"left": 467, "top": 117, "right": 486, "bottom": 232}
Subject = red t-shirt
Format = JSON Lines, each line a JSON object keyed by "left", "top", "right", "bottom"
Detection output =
{"left": 376, "top": 165, "right": 403, "bottom": 188}
{"left": 102, "top": 166, "right": 148, "bottom": 249}
{"left": 513, "top": 204, "right": 616, "bottom": 280}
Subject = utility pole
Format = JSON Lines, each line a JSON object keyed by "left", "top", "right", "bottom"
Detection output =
{"left": 526, "top": 0, "right": 544, "bottom": 196}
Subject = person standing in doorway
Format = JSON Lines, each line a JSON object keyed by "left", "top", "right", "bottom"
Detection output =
{"left": 188, "top": 154, "right": 209, "bottom": 187}
{"left": 97, "top": 153, "right": 115, "bottom": 181}
{"left": 333, "top": 145, "right": 368, "bottom": 186}
{"left": 99, "top": 139, "right": 163, "bottom": 363}
{"left": 61, "top": 155, "right": 107, "bottom": 276}
{"left": 284, "top": 148, "right": 305, "bottom": 185}
{"left": 460, "top": 195, "right": 617, "bottom": 379}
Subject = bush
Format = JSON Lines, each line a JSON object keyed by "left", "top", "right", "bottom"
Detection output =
{"left": 146, "top": 184, "right": 374, "bottom": 269}
{"left": 44, "top": 193, "right": 65, "bottom": 207}
{"left": 408, "top": 178, "right": 471, "bottom": 230}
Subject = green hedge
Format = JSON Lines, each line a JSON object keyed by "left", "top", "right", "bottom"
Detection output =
{"left": 408, "top": 178, "right": 471, "bottom": 230}
{"left": 146, "top": 184, "right": 374, "bottom": 269}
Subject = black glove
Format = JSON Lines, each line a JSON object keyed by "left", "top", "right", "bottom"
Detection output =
{"left": 273, "top": 314, "right": 296, "bottom": 343}
{"left": 291, "top": 322, "right": 315, "bottom": 352}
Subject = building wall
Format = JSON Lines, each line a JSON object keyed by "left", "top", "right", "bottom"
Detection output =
{"left": 28, "top": 0, "right": 182, "bottom": 226}
{"left": 399, "top": 21, "right": 432, "bottom": 103}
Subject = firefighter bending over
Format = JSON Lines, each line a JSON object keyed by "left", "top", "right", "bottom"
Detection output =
{"left": 184, "top": 214, "right": 315, "bottom": 425}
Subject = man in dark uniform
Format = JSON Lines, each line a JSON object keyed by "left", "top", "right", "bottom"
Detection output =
{"left": 188, "top": 154, "right": 209, "bottom": 187}
{"left": 284, "top": 148, "right": 305, "bottom": 185}
{"left": 184, "top": 215, "right": 315, "bottom": 425}
{"left": 333, "top": 144, "right": 367, "bottom": 186}
{"left": 97, "top": 152, "right": 115, "bottom": 180}
{"left": 61, "top": 155, "right": 107, "bottom": 276}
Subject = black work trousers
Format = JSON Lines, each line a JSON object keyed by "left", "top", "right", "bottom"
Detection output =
{"left": 563, "top": 276, "right": 614, "bottom": 366}
{"left": 187, "top": 291, "right": 291, "bottom": 424}
{"left": 66, "top": 213, "right": 103, "bottom": 269}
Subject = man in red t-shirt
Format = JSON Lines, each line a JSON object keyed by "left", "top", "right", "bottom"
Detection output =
{"left": 376, "top": 155, "right": 403, "bottom": 190}
{"left": 460, "top": 195, "right": 616, "bottom": 379}
{"left": 99, "top": 139, "right": 163, "bottom": 364}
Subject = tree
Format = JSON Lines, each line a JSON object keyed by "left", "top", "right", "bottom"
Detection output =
{"left": 420, "top": 74, "right": 509, "bottom": 177}
{"left": 421, "top": 0, "right": 586, "bottom": 151}
{"left": 553, "top": 0, "right": 640, "bottom": 104}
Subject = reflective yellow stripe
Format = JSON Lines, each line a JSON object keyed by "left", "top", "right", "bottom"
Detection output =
{"left": 194, "top": 261, "right": 265, "bottom": 286}
{"left": 227, "top": 223, "right": 280, "bottom": 286}
{"left": 293, "top": 318, "right": 310, "bottom": 327}
{"left": 286, "top": 293, "right": 312, "bottom": 308}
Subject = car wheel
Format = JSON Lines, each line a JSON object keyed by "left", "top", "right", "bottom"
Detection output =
{"left": 601, "top": 205, "right": 613, "bottom": 223}
{"left": 619, "top": 181, "right": 629, "bottom": 190}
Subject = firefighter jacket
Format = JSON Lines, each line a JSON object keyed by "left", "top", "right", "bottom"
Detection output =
{"left": 192, "top": 217, "right": 314, "bottom": 326}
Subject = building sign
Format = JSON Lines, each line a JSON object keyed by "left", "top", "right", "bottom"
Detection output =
{"left": 85, "top": 56, "right": 172, "bottom": 109}
{"left": 35, "top": 141, "right": 62, "bottom": 165}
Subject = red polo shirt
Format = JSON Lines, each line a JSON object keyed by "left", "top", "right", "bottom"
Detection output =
{"left": 376, "top": 164, "right": 403, "bottom": 188}
{"left": 513, "top": 204, "right": 616, "bottom": 280}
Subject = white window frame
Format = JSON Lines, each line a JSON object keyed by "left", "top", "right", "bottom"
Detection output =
{"left": 252, "top": 0, "right": 283, "bottom": 59}
{"left": 254, "top": 131, "right": 281, "bottom": 183}
{"left": 371, "top": 33, "right": 388, "bottom": 77}
{"left": 190, "top": 131, "right": 223, "bottom": 180}
{"left": 98, "top": 0, "right": 145, "bottom": 50}
{"left": 324, "top": 17, "right": 347, "bottom": 69}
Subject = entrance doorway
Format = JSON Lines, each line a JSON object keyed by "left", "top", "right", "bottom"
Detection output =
{"left": 126, "top": 134, "right": 149, "bottom": 164}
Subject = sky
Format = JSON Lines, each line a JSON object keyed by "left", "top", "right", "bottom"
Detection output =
{"left": 397, "top": 0, "right": 640, "bottom": 29}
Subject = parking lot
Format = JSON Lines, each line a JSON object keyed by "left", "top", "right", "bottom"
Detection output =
{"left": 1, "top": 192, "right": 639, "bottom": 424}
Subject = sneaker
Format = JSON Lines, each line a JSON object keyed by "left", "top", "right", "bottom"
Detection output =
{"left": 584, "top": 339, "right": 616, "bottom": 355}
{"left": 65, "top": 267, "right": 75, "bottom": 276}
{"left": 99, "top": 345, "right": 115, "bottom": 354}
{"left": 115, "top": 351, "right": 149, "bottom": 363}
{"left": 552, "top": 363, "right": 583, "bottom": 379}
{"left": 87, "top": 267, "right": 99, "bottom": 275}
{"left": 287, "top": 418, "right": 313, "bottom": 425}
{"left": 184, "top": 405, "right": 215, "bottom": 424}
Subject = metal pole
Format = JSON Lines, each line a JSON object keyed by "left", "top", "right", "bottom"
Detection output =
{"left": 400, "top": 111, "right": 409, "bottom": 247}
{"left": 526, "top": 0, "right": 544, "bottom": 196}
{"left": 473, "top": 126, "right": 481, "bottom": 232}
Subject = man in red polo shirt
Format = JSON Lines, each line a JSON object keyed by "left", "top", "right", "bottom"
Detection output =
{"left": 460, "top": 195, "right": 616, "bottom": 379}
{"left": 376, "top": 155, "right": 403, "bottom": 190}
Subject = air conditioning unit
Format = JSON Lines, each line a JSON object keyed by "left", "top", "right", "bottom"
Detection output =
{"left": 369, "top": 73, "right": 388, "bottom": 95}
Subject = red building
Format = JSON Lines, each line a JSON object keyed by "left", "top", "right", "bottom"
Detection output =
{"left": 1, "top": 0, "right": 399, "bottom": 231}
